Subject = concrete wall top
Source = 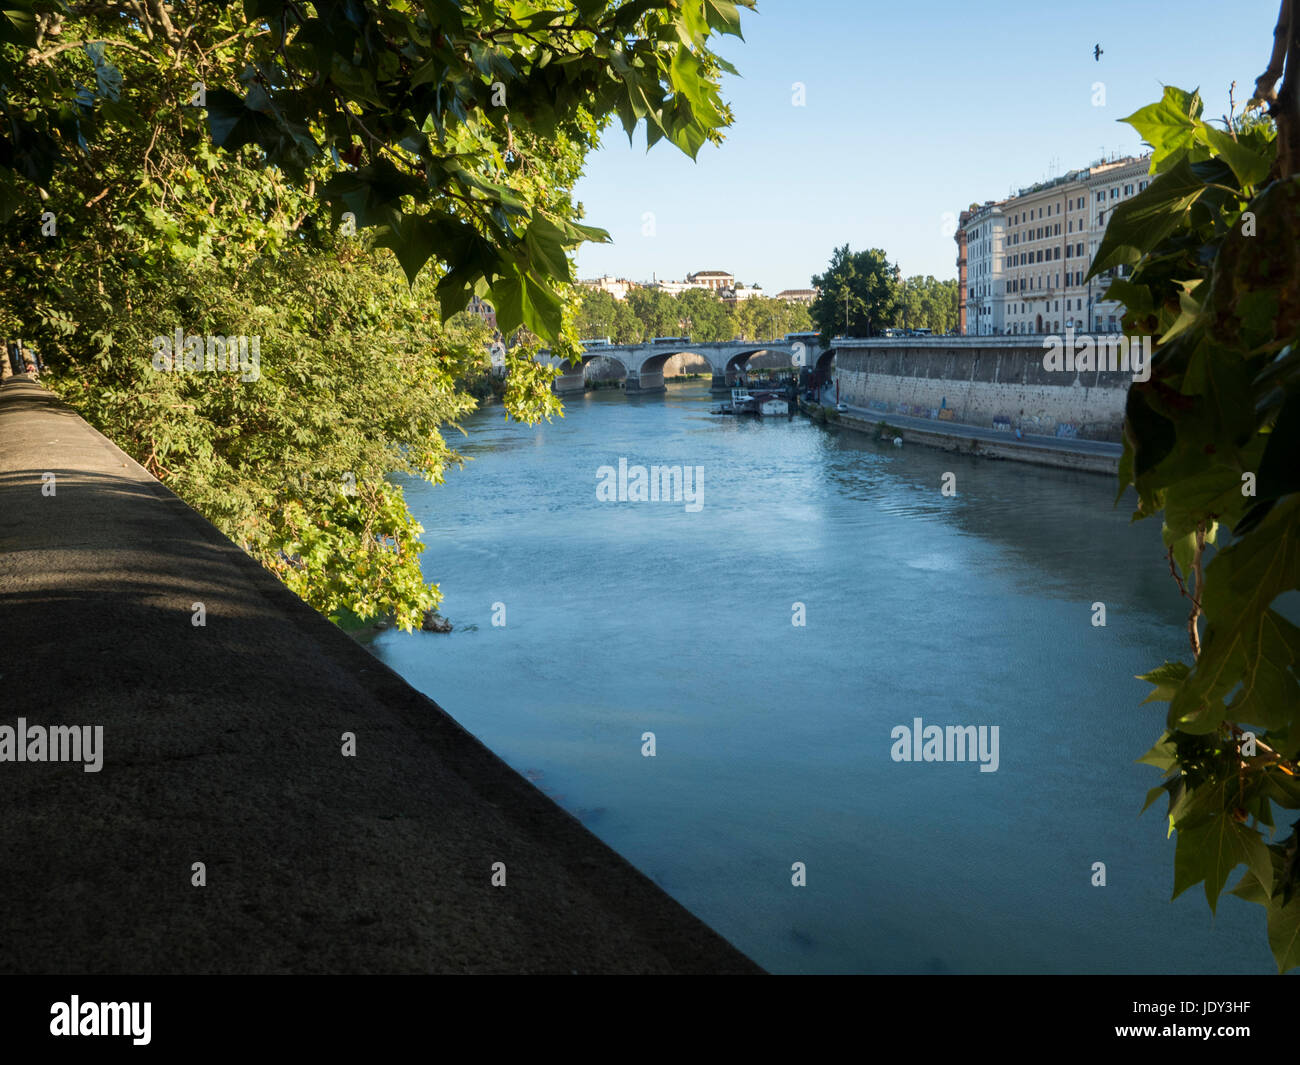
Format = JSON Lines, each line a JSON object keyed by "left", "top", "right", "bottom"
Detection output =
{"left": 0, "top": 375, "right": 761, "bottom": 975}
{"left": 828, "top": 334, "right": 1122, "bottom": 352}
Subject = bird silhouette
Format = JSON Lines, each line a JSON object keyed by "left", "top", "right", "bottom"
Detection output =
{"left": 1094, "top": 43, "right": 1103, "bottom": 61}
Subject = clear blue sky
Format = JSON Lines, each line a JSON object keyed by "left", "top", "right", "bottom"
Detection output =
{"left": 572, "top": 0, "right": 1282, "bottom": 292}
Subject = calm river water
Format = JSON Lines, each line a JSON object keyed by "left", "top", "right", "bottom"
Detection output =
{"left": 359, "top": 381, "right": 1271, "bottom": 974}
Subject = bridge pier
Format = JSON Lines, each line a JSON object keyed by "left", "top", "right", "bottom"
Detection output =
{"left": 628, "top": 370, "right": 665, "bottom": 394}
{"left": 552, "top": 364, "right": 586, "bottom": 395}
{"left": 710, "top": 373, "right": 729, "bottom": 392}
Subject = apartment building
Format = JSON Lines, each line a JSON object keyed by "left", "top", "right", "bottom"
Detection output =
{"left": 962, "top": 201, "right": 1007, "bottom": 336}
{"left": 956, "top": 154, "right": 1152, "bottom": 336}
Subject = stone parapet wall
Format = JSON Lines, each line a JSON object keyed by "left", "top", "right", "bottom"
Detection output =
{"left": 833, "top": 343, "right": 1130, "bottom": 442}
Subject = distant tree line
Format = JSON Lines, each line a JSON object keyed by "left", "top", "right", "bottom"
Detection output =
{"left": 575, "top": 286, "right": 813, "bottom": 344}
{"left": 809, "top": 245, "right": 958, "bottom": 341}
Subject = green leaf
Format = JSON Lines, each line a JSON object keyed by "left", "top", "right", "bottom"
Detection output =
{"left": 1173, "top": 814, "right": 1272, "bottom": 913}
{"left": 1202, "top": 496, "right": 1300, "bottom": 639}
{"left": 1162, "top": 465, "right": 1247, "bottom": 541}
{"left": 1121, "top": 86, "right": 1203, "bottom": 170}
{"left": 1142, "top": 783, "right": 1171, "bottom": 814}
{"left": 1225, "top": 610, "right": 1300, "bottom": 731}
{"left": 0, "top": 1, "right": 36, "bottom": 47}
{"left": 1137, "top": 664, "right": 1191, "bottom": 706}
{"left": 1104, "top": 278, "right": 1155, "bottom": 319}
{"left": 373, "top": 213, "right": 439, "bottom": 285}
{"left": 522, "top": 214, "right": 574, "bottom": 283}
{"left": 1265, "top": 893, "right": 1300, "bottom": 973}
{"left": 1197, "top": 124, "right": 1271, "bottom": 189}
{"left": 703, "top": 0, "right": 747, "bottom": 37}
{"left": 1169, "top": 500, "right": 1300, "bottom": 733}
{"left": 1231, "top": 868, "right": 1269, "bottom": 904}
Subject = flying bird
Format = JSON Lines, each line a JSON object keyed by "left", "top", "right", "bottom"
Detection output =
{"left": 1094, "top": 43, "right": 1103, "bottom": 61}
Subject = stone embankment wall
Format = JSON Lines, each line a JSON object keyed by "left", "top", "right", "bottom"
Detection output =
{"left": 833, "top": 339, "right": 1131, "bottom": 442}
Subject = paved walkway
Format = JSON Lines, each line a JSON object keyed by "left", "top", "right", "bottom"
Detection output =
{"left": 0, "top": 376, "right": 760, "bottom": 974}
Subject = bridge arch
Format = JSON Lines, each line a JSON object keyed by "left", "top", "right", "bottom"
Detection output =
{"left": 545, "top": 350, "right": 632, "bottom": 394}
{"left": 724, "top": 347, "right": 796, "bottom": 387}
{"left": 634, "top": 349, "right": 713, "bottom": 379}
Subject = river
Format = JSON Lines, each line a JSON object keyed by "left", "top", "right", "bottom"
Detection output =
{"left": 357, "top": 380, "right": 1271, "bottom": 974}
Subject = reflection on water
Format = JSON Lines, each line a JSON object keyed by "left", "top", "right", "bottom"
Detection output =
{"left": 362, "top": 382, "right": 1271, "bottom": 974}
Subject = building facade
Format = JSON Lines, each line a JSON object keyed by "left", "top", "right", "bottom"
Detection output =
{"left": 963, "top": 201, "right": 1007, "bottom": 336}
{"left": 774, "top": 288, "right": 817, "bottom": 305}
{"left": 579, "top": 275, "right": 637, "bottom": 300}
{"left": 686, "top": 270, "right": 734, "bottom": 291}
{"left": 1085, "top": 156, "right": 1152, "bottom": 333}
{"left": 956, "top": 154, "right": 1152, "bottom": 336}
{"left": 467, "top": 294, "right": 497, "bottom": 331}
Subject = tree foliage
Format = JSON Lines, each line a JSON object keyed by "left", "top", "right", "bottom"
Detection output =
{"left": 1099, "top": 69, "right": 1300, "bottom": 971}
{"left": 576, "top": 284, "right": 810, "bottom": 343}
{"left": 894, "top": 275, "right": 958, "bottom": 334}
{"left": 0, "top": 0, "right": 753, "bottom": 629}
{"left": 809, "top": 244, "right": 900, "bottom": 341}
{"left": 2, "top": 0, "right": 753, "bottom": 338}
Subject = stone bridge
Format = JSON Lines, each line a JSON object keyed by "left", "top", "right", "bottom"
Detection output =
{"left": 537, "top": 340, "right": 837, "bottom": 394}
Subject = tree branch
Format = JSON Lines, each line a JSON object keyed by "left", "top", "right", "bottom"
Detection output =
{"left": 1254, "top": 0, "right": 1300, "bottom": 177}
{"left": 25, "top": 37, "right": 156, "bottom": 66}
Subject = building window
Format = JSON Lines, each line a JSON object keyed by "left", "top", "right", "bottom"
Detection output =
{"left": 1096, "top": 192, "right": 1104, "bottom": 203}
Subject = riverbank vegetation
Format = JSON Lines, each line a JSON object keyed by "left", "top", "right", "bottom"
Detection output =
{"left": 0, "top": 0, "right": 753, "bottom": 631}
